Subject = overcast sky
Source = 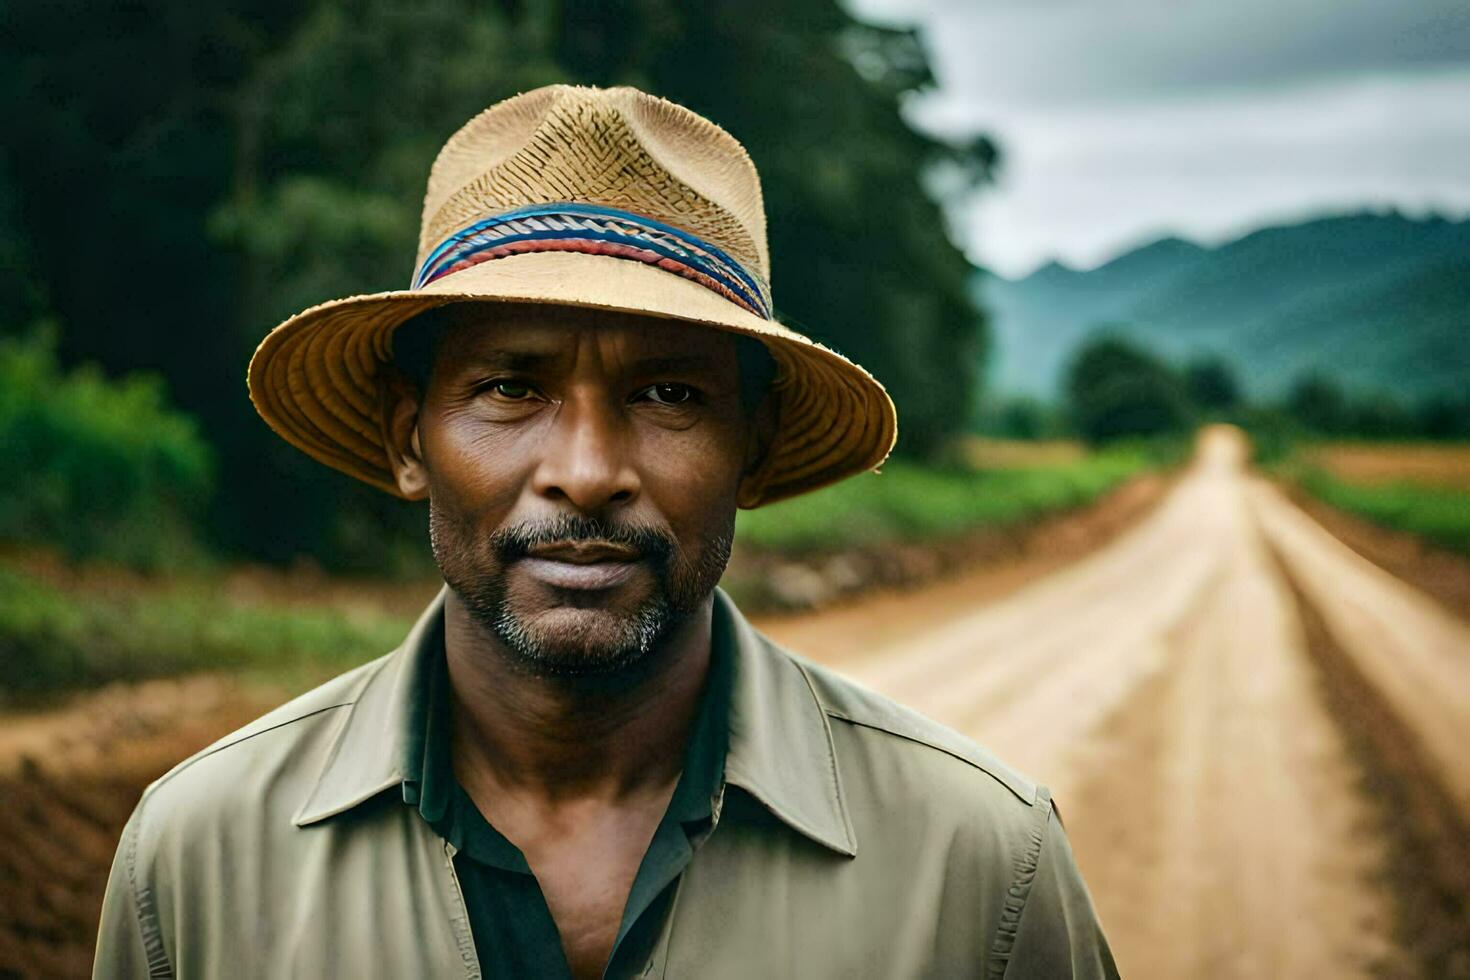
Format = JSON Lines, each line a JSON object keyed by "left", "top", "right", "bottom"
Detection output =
{"left": 849, "top": 0, "right": 1470, "bottom": 278}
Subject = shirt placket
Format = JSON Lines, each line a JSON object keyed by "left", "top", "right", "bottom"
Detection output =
{"left": 442, "top": 840, "right": 484, "bottom": 980}
{"left": 639, "top": 781, "right": 727, "bottom": 980}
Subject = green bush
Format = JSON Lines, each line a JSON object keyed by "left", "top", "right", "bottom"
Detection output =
{"left": 0, "top": 328, "right": 214, "bottom": 568}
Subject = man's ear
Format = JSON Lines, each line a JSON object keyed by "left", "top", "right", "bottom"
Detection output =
{"left": 736, "top": 390, "right": 779, "bottom": 507}
{"left": 379, "top": 366, "right": 430, "bottom": 500}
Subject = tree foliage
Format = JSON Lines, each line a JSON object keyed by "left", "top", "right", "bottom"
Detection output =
{"left": 1, "top": 0, "right": 991, "bottom": 569}
{"left": 1184, "top": 356, "right": 1241, "bottom": 414}
{"left": 1065, "top": 334, "right": 1193, "bottom": 445}
{"left": 1282, "top": 371, "right": 1468, "bottom": 440}
{"left": 1285, "top": 374, "right": 1348, "bottom": 435}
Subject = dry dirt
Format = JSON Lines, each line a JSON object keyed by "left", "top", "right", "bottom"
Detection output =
{"left": 960, "top": 435, "right": 1088, "bottom": 468}
{"left": 0, "top": 677, "right": 282, "bottom": 978}
{"left": 5, "top": 427, "right": 1469, "bottom": 978}
{"left": 1307, "top": 441, "right": 1470, "bottom": 490}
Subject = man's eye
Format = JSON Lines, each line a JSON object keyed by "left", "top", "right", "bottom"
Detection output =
{"left": 641, "top": 383, "right": 696, "bottom": 405}
{"left": 483, "top": 380, "right": 534, "bottom": 400}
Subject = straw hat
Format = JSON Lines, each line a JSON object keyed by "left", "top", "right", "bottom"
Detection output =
{"left": 247, "top": 84, "right": 897, "bottom": 507}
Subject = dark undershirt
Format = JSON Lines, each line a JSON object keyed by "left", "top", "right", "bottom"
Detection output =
{"left": 400, "top": 609, "right": 733, "bottom": 979}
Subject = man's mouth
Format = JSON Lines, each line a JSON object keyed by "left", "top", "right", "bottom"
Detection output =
{"left": 519, "top": 540, "right": 644, "bottom": 590}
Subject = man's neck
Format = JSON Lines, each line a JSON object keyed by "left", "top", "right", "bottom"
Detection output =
{"left": 442, "top": 592, "right": 715, "bottom": 804}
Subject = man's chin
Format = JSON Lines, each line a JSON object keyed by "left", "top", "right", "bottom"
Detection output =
{"left": 490, "top": 602, "right": 670, "bottom": 677}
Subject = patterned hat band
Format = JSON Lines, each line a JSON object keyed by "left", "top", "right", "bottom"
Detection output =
{"left": 412, "top": 202, "right": 773, "bottom": 320}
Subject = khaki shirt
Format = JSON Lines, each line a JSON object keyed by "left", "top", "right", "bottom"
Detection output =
{"left": 94, "top": 588, "right": 1119, "bottom": 978}
{"left": 405, "top": 585, "right": 733, "bottom": 976}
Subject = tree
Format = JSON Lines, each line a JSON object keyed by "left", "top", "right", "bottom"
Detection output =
{"left": 1184, "top": 356, "right": 1241, "bottom": 414}
{"left": 1418, "top": 393, "right": 1470, "bottom": 440}
{"left": 981, "top": 395, "right": 1056, "bottom": 440}
{"left": 1, "top": 0, "right": 995, "bottom": 567}
{"left": 1285, "top": 373, "right": 1347, "bottom": 435}
{"left": 1347, "top": 392, "right": 1412, "bottom": 439}
{"left": 1065, "top": 334, "right": 1192, "bottom": 444}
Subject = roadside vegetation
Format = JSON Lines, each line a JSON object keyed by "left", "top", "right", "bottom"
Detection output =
{"left": 1277, "top": 446, "right": 1470, "bottom": 559}
{"left": 0, "top": 333, "right": 420, "bottom": 699}
{"left": 0, "top": 565, "right": 411, "bottom": 699}
{"left": 1254, "top": 377, "right": 1469, "bottom": 557}
{"left": 735, "top": 445, "right": 1161, "bottom": 554}
{"left": 0, "top": 331, "right": 213, "bottom": 570}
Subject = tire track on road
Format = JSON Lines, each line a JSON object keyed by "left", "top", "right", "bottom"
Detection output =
{"left": 1064, "top": 469, "right": 1396, "bottom": 979}
{"left": 1249, "top": 477, "right": 1470, "bottom": 819}
{"left": 1271, "top": 543, "right": 1470, "bottom": 979}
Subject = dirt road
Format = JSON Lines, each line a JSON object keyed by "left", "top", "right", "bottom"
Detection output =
{"left": 760, "top": 426, "right": 1470, "bottom": 978}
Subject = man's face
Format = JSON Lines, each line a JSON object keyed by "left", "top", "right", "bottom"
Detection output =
{"left": 385, "top": 305, "right": 763, "bottom": 676}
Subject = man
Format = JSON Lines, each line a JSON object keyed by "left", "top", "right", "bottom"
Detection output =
{"left": 95, "top": 84, "right": 1117, "bottom": 978}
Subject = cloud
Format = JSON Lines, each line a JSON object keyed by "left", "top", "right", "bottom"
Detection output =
{"left": 953, "top": 69, "right": 1470, "bottom": 276}
{"left": 850, "top": 0, "right": 1470, "bottom": 276}
{"left": 860, "top": 0, "right": 1470, "bottom": 110}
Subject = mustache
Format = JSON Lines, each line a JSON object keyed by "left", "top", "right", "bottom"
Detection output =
{"left": 489, "top": 514, "right": 674, "bottom": 564}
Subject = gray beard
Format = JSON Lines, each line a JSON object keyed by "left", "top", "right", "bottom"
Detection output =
{"left": 487, "top": 593, "right": 672, "bottom": 676}
{"left": 428, "top": 501, "right": 732, "bottom": 678}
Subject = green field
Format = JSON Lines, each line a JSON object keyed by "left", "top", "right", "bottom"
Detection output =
{"left": 0, "top": 566, "right": 411, "bottom": 699}
{"left": 1294, "top": 467, "right": 1470, "bottom": 558}
{"left": 734, "top": 445, "right": 1160, "bottom": 555}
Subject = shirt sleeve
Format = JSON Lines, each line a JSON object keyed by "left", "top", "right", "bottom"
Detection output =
{"left": 93, "top": 805, "right": 165, "bottom": 979}
{"left": 1001, "top": 798, "right": 1121, "bottom": 979}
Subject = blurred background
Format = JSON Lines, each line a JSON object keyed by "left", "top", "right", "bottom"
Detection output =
{"left": 2, "top": 0, "right": 1467, "bottom": 976}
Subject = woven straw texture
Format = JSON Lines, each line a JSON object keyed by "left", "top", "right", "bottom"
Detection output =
{"left": 248, "top": 85, "right": 897, "bottom": 507}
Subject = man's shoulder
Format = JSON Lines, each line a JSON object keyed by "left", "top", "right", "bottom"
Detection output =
{"left": 754, "top": 642, "right": 1116, "bottom": 980}
{"left": 131, "top": 653, "right": 394, "bottom": 841}
{"left": 774, "top": 639, "right": 1041, "bottom": 810}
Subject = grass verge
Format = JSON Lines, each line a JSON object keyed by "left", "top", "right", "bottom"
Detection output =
{"left": 0, "top": 566, "right": 411, "bottom": 700}
{"left": 734, "top": 445, "right": 1162, "bottom": 555}
{"left": 1289, "top": 466, "right": 1470, "bottom": 558}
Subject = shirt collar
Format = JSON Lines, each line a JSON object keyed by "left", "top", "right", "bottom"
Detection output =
{"left": 293, "top": 586, "right": 857, "bottom": 857}
{"left": 405, "top": 595, "right": 732, "bottom": 855}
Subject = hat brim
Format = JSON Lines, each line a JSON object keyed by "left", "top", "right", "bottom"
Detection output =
{"left": 247, "top": 250, "right": 897, "bottom": 507}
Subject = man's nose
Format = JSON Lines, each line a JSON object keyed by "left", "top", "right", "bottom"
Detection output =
{"left": 530, "top": 399, "right": 641, "bottom": 510}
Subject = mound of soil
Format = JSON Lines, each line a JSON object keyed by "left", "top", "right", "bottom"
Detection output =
{"left": 0, "top": 677, "right": 280, "bottom": 978}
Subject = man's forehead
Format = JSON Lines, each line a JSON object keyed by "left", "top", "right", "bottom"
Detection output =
{"left": 438, "top": 303, "right": 737, "bottom": 364}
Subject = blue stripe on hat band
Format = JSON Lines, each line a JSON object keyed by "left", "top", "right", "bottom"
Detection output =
{"left": 412, "top": 203, "right": 772, "bottom": 319}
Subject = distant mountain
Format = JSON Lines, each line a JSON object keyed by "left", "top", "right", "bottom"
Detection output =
{"left": 978, "top": 212, "right": 1470, "bottom": 400}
